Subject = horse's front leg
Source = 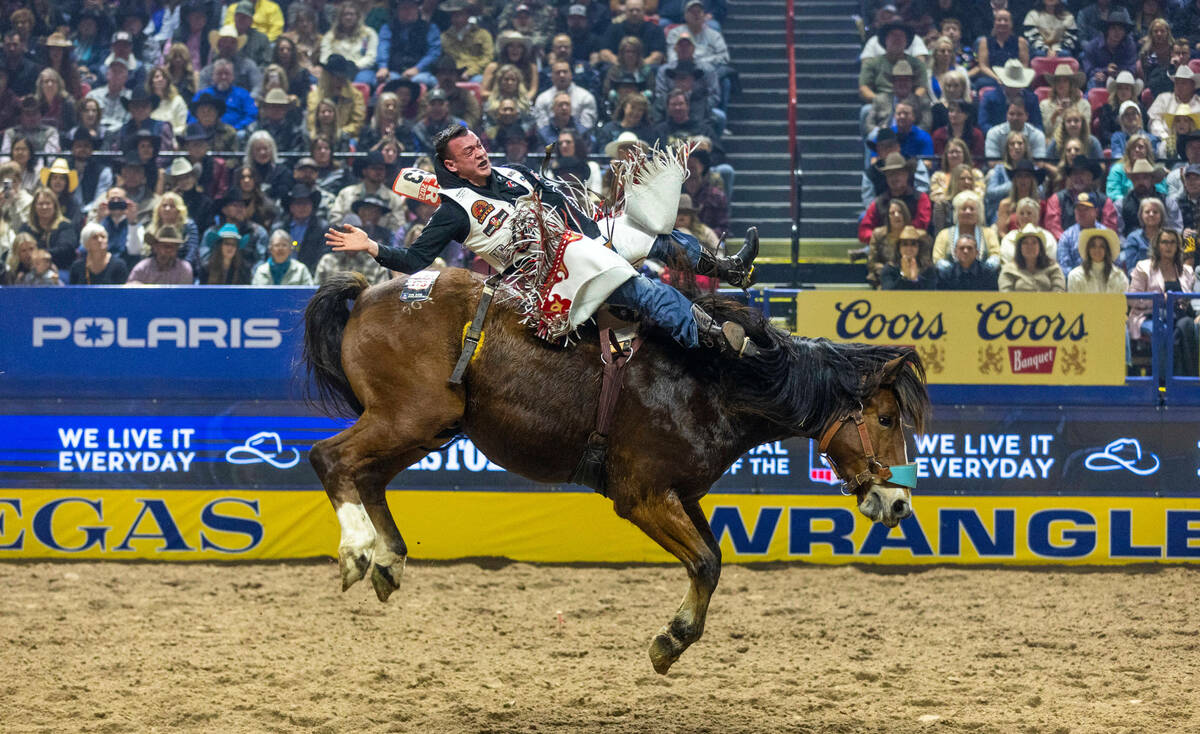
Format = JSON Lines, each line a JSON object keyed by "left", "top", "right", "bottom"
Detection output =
{"left": 614, "top": 489, "right": 722, "bottom": 675}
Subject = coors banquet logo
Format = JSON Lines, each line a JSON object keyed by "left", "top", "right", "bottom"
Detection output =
{"left": 1008, "top": 346, "right": 1057, "bottom": 374}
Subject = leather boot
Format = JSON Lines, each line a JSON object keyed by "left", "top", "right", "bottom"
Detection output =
{"left": 692, "top": 304, "right": 760, "bottom": 358}
{"left": 697, "top": 226, "right": 759, "bottom": 288}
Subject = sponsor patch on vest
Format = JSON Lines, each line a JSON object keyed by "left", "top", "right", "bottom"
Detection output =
{"left": 400, "top": 270, "right": 441, "bottom": 302}
{"left": 483, "top": 209, "right": 510, "bottom": 236}
{"left": 470, "top": 199, "right": 495, "bottom": 223}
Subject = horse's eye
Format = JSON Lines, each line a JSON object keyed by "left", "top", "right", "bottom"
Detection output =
{"left": 879, "top": 415, "right": 894, "bottom": 428}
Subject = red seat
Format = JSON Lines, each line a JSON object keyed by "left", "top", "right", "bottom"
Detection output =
{"left": 1034, "top": 85, "right": 1051, "bottom": 102}
{"left": 456, "top": 81, "right": 482, "bottom": 105}
{"left": 1141, "top": 87, "right": 1154, "bottom": 105}
{"left": 79, "top": 81, "right": 91, "bottom": 97}
{"left": 1031, "top": 56, "right": 1078, "bottom": 86}
{"left": 1087, "top": 87, "right": 1109, "bottom": 111}
{"left": 352, "top": 82, "right": 371, "bottom": 108}
{"left": 1189, "top": 59, "right": 1200, "bottom": 73}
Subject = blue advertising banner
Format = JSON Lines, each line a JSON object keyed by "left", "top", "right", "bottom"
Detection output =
{"left": 2, "top": 402, "right": 1199, "bottom": 497}
{"left": 0, "top": 286, "right": 313, "bottom": 400}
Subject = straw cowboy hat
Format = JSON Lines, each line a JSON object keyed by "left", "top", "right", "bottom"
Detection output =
{"left": 876, "top": 151, "right": 917, "bottom": 173}
{"left": 677, "top": 193, "right": 698, "bottom": 215}
{"left": 1106, "top": 69, "right": 1144, "bottom": 98}
{"left": 898, "top": 225, "right": 923, "bottom": 241}
{"left": 891, "top": 59, "right": 914, "bottom": 78}
{"left": 1162, "top": 102, "right": 1200, "bottom": 132}
{"left": 1169, "top": 65, "right": 1198, "bottom": 83}
{"left": 261, "top": 88, "right": 292, "bottom": 106}
{"left": 495, "top": 29, "right": 532, "bottom": 54}
{"left": 166, "top": 158, "right": 194, "bottom": 179}
{"left": 38, "top": 158, "right": 78, "bottom": 192}
{"left": 208, "top": 24, "right": 249, "bottom": 53}
{"left": 1078, "top": 227, "right": 1120, "bottom": 262}
{"left": 604, "top": 131, "right": 647, "bottom": 158}
{"left": 43, "top": 31, "right": 72, "bottom": 48}
{"left": 1048, "top": 63, "right": 1085, "bottom": 89}
{"left": 1014, "top": 222, "right": 1051, "bottom": 251}
{"left": 1128, "top": 158, "right": 1168, "bottom": 183}
{"left": 151, "top": 224, "right": 185, "bottom": 245}
{"left": 997, "top": 59, "right": 1036, "bottom": 89}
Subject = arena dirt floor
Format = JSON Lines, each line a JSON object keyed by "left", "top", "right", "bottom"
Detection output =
{"left": 2, "top": 561, "right": 1198, "bottom": 734}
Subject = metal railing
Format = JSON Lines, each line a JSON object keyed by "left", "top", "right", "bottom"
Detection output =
{"left": 785, "top": 0, "right": 801, "bottom": 286}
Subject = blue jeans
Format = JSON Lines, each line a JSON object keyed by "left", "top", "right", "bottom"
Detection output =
{"left": 649, "top": 230, "right": 703, "bottom": 264}
{"left": 606, "top": 274, "right": 699, "bottom": 347}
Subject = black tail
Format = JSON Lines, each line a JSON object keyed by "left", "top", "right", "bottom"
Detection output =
{"left": 302, "top": 272, "right": 369, "bottom": 417}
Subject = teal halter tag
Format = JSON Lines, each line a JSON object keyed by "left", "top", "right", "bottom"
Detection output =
{"left": 887, "top": 463, "right": 919, "bottom": 489}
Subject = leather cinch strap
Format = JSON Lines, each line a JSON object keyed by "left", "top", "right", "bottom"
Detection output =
{"left": 449, "top": 275, "right": 500, "bottom": 385}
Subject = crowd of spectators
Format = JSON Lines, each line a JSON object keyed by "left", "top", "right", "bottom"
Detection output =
{"left": 0, "top": 0, "right": 736, "bottom": 289}
{"left": 856, "top": 0, "right": 1200, "bottom": 373}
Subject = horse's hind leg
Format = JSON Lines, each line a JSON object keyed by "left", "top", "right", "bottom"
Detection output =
{"left": 311, "top": 423, "right": 382, "bottom": 591}
{"left": 615, "top": 490, "right": 722, "bottom": 675}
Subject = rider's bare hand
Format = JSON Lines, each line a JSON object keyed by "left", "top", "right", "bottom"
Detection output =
{"left": 325, "top": 224, "right": 379, "bottom": 257}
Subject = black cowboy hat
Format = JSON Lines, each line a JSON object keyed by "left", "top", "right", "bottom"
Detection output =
{"left": 876, "top": 21, "right": 914, "bottom": 47}
{"left": 1005, "top": 158, "right": 1047, "bottom": 183}
{"left": 117, "top": 149, "right": 145, "bottom": 169}
{"left": 1177, "top": 130, "right": 1200, "bottom": 150}
{"left": 381, "top": 76, "right": 421, "bottom": 99}
{"left": 1105, "top": 7, "right": 1134, "bottom": 31}
{"left": 182, "top": 122, "right": 213, "bottom": 142}
{"left": 322, "top": 53, "right": 358, "bottom": 80}
{"left": 283, "top": 183, "right": 321, "bottom": 208}
{"left": 66, "top": 127, "right": 101, "bottom": 148}
{"left": 353, "top": 149, "right": 387, "bottom": 175}
{"left": 351, "top": 194, "right": 390, "bottom": 214}
{"left": 1065, "top": 156, "right": 1103, "bottom": 179}
{"left": 131, "top": 128, "right": 161, "bottom": 152}
{"left": 433, "top": 54, "right": 466, "bottom": 76}
{"left": 216, "top": 189, "right": 250, "bottom": 209}
{"left": 867, "top": 126, "right": 899, "bottom": 152}
{"left": 119, "top": 86, "right": 158, "bottom": 109}
{"left": 190, "top": 91, "right": 226, "bottom": 116}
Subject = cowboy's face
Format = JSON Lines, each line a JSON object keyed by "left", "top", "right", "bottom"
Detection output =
{"left": 264, "top": 102, "right": 287, "bottom": 121}
{"left": 668, "top": 93, "right": 689, "bottom": 122}
{"left": 363, "top": 163, "right": 385, "bottom": 184}
{"left": 1175, "top": 78, "right": 1195, "bottom": 98}
{"left": 884, "top": 28, "right": 907, "bottom": 54}
{"left": 892, "top": 73, "right": 913, "bottom": 97}
{"left": 894, "top": 103, "right": 914, "bottom": 131}
{"left": 1006, "top": 103, "right": 1027, "bottom": 129}
{"left": 217, "top": 36, "right": 238, "bottom": 57}
{"left": 1069, "top": 170, "right": 1093, "bottom": 193}
{"left": 122, "top": 163, "right": 145, "bottom": 188}
{"left": 289, "top": 197, "right": 313, "bottom": 220}
{"left": 885, "top": 168, "right": 908, "bottom": 193}
{"left": 130, "top": 100, "right": 152, "bottom": 122}
{"left": 153, "top": 238, "right": 177, "bottom": 266}
{"left": 443, "top": 131, "right": 491, "bottom": 182}
{"left": 1106, "top": 24, "right": 1126, "bottom": 46}
{"left": 954, "top": 237, "right": 977, "bottom": 267}
{"left": 673, "top": 71, "right": 696, "bottom": 93}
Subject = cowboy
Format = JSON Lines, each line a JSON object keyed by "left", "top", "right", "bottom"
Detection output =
{"left": 1148, "top": 65, "right": 1200, "bottom": 141}
{"left": 291, "top": 156, "right": 335, "bottom": 218}
{"left": 329, "top": 150, "right": 407, "bottom": 230}
{"left": 127, "top": 225, "right": 194, "bottom": 284}
{"left": 858, "top": 21, "right": 929, "bottom": 104}
{"left": 1056, "top": 192, "right": 1119, "bottom": 272}
{"left": 1081, "top": 7, "right": 1135, "bottom": 90}
{"left": 164, "top": 158, "right": 215, "bottom": 234}
{"left": 1120, "top": 159, "right": 1183, "bottom": 235}
{"left": 247, "top": 88, "right": 307, "bottom": 153}
{"left": 199, "top": 190, "right": 269, "bottom": 266}
{"left": 273, "top": 183, "right": 329, "bottom": 272}
{"left": 182, "top": 122, "right": 231, "bottom": 199}
{"left": 67, "top": 128, "right": 112, "bottom": 215}
{"left": 199, "top": 26, "right": 263, "bottom": 96}
{"left": 325, "top": 124, "right": 760, "bottom": 355}
{"left": 1177, "top": 163, "right": 1200, "bottom": 242}
{"left": 858, "top": 152, "right": 932, "bottom": 243}
{"left": 1044, "top": 158, "right": 1122, "bottom": 239}
{"left": 413, "top": 88, "right": 468, "bottom": 152}
{"left": 984, "top": 97, "right": 1047, "bottom": 159}
{"left": 351, "top": 193, "right": 393, "bottom": 246}
{"left": 112, "top": 87, "right": 176, "bottom": 153}
{"left": 861, "top": 127, "right": 930, "bottom": 206}
{"left": 865, "top": 60, "right": 932, "bottom": 135}
{"left": 375, "top": 0, "right": 442, "bottom": 88}
{"left": 655, "top": 59, "right": 719, "bottom": 129}
{"left": 2, "top": 96, "right": 60, "bottom": 156}
{"left": 978, "top": 59, "right": 1044, "bottom": 132}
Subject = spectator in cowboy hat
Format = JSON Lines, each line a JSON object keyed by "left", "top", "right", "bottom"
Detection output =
{"left": 859, "top": 152, "right": 933, "bottom": 244}
{"left": 304, "top": 53, "right": 366, "bottom": 139}
{"left": 194, "top": 57, "right": 257, "bottom": 130}
{"left": 655, "top": 59, "right": 723, "bottom": 132}
{"left": 1055, "top": 191, "right": 1115, "bottom": 272}
{"left": 272, "top": 182, "right": 328, "bottom": 271}
{"left": 1045, "top": 157, "right": 1122, "bottom": 239}
{"left": 181, "top": 122, "right": 230, "bottom": 201}
{"left": 164, "top": 157, "right": 216, "bottom": 236}
{"left": 39, "top": 157, "right": 82, "bottom": 231}
{"left": 858, "top": 20, "right": 930, "bottom": 104}
{"left": 112, "top": 87, "right": 175, "bottom": 153}
{"left": 480, "top": 30, "right": 538, "bottom": 104}
{"left": 127, "top": 224, "right": 194, "bottom": 284}
{"left": 999, "top": 224, "right": 1066, "bottom": 292}
{"left": 2, "top": 95, "right": 60, "bottom": 157}
{"left": 197, "top": 221, "right": 254, "bottom": 284}
{"left": 246, "top": 87, "right": 306, "bottom": 152}
{"left": 1120, "top": 159, "right": 1182, "bottom": 236}
{"left": 438, "top": 0, "right": 493, "bottom": 80}
{"left": 252, "top": 228, "right": 314, "bottom": 285}
{"left": 351, "top": 193, "right": 394, "bottom": 245}
{"left": 290, "top": 156, "right": 334, "bottom": 217}
{"left": 330, "top": 149, "right": 406, "bottom": 231}
{"left": 65, "top": 128, "right": 111, "bottom": 215}
{"left": 1067, "top": 226, "right": 1127, "bottom": 293}
{"left": 1174, "top": 163, "right": 1200, "bottom": 242}
{"left": 1148, "top": 65, "right": 1200, "bottom": 141}
{"left": 978, "top": 58, "right": 1044, "bottom": 132}
{"left": 199, "top": 189, "right": 269, "bottom": 265}
{"left": 187, "top": 93, "right": 237, "bottom": 152}
{"left": 1167, "top": 135, "right": 1200, "bottom": 200}
{"left": 199, "top": 24, "right": 264, "bottom": 94}
{"left": 1081, "top": 8, "right": 1135, "bottom": 91}
{"left": 862, "top": 127, "right": 931, "bottom": 207}
{"left": 879, "top": 224, "right": 937, "bottom": 290}
{"left": 429, "top": 54, "right": 482, "bottom": 129}
{"left": 865, "top": 59, "right": 932, "bottom": 136}
{"left": 1039, "top": 63, "right": 1090, "bottom": 134}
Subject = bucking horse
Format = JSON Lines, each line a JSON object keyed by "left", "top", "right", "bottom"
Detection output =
{"left": 301, "top": 263, "right": 929, "bottom": 674}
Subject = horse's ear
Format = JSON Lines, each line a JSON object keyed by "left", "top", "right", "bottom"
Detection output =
{"left": 880, "top": 354, "right": 910, "bottom": 386}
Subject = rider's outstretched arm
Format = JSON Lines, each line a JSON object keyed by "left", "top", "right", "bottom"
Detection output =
{"left": 326, "top": 203, "right": 469, "bottom": 274}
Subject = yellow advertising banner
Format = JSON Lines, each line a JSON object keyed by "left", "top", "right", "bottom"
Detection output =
{"left": 2, "top": 490, "right": 1198, "bottom": 566}
{"left": 797, "top": 291, "right": 1127, "bottom": 385}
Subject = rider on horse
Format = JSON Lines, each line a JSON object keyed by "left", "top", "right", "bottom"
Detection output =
{"left": 325, "top": 124, "right": 760, "bottom": 355}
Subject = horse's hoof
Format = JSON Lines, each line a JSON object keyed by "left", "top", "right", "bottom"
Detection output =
{"left": 339, "top": 547, "right": 372, "bottom": 591}
{"left": 370, "top": 560, "right": 405, "bottom": 603}
{"left": 649, "top": 632, "right": 682, "bottom": 675}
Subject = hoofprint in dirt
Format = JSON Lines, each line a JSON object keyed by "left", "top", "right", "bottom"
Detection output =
{"left": 1, "top": 562, "right": 1196, "bottom": 734}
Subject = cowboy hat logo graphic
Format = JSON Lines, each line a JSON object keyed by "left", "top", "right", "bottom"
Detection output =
{"left": 225, "top": 431, "right": 301, "bottom": 469}
{"left": 1083, "top": 438, "right": 1160, "bottom": 476}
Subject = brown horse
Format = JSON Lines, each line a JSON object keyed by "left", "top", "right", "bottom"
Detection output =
{"left": 302, "top": 268, "right": 929, "bottom": 674}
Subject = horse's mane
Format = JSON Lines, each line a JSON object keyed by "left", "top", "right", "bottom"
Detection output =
{"left": 688, "top": 294, "right": 930, "bottom": 437}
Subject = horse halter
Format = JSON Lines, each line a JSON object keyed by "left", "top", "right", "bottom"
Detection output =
{"left": 816, "top": 409, "right": 918, "bottom": 495}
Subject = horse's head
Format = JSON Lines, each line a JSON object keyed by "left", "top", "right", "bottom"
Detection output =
{"left": 816, "top": 352, "right": 928, "bottom": 528}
